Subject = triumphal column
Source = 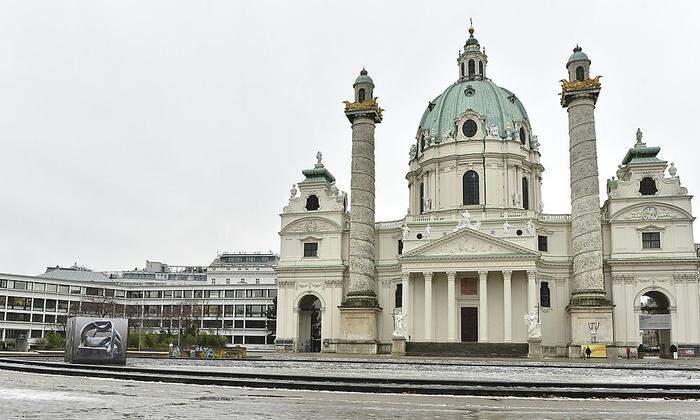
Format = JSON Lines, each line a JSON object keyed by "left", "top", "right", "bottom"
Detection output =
{"left": 560, "top": 46, "right": 614, "bottom": 356}
{"left": 338, "top": 69, "right": 383, "bottom": 354}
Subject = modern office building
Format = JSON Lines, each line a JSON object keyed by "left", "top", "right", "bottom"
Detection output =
{"left": 0, "top": 252, "right": 278, "bottom": 350}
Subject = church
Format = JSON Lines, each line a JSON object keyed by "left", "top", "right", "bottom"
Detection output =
{"left": 274, "top": 25, "right": 699, "bottom": 357}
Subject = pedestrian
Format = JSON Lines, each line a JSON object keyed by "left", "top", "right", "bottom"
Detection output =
{"left": 585, "top": 346, "right": 591, "bottom": 359}
{"left": 626, "top": 346, "right": 631, "bottom": 359}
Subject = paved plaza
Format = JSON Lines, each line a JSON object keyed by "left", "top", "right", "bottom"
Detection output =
{"left": 1, "top": 369, "right": 699, "bottom": 419}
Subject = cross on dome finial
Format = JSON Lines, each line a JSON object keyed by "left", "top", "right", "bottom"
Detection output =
{"left": 360, "top": 68, "right": 367, "bottom": 76}
{"left": 573, "top": 44, "right": 582, "bottom": 53}
{"left": 468, "top": 18, "right": 474, "bottom": 36}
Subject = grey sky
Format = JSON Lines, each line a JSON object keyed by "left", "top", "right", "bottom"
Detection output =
{"left": 1, "top": 1, "right": 698, "bottom": 275}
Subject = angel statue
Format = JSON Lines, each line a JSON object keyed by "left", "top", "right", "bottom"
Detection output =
{"left": 502, "top": 221, "right": 513, "bottom": 236}
{"left": 393, "top": 309, "right": 407, "bottom": 338}
{"left": 401, "top": 223, "right": 411, "bottom": 241}
{"left": 289, "top": 184, "right": 297, "bottom": 200}
{"left": 524, "top": 311, "right": 542, "bottom": 339}
{"left": 424, "top": 224, "right": 432, "bottom": 239}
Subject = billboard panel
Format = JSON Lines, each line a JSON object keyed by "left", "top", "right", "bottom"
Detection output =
{"left": 65, "top": 317, "right": 128, "bottom": 365}
{"left": 639, "top": 314, "right": 671, "bottom": 330}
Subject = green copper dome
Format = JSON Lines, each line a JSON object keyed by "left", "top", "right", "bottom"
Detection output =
{"left": 418, "top": 79, "right": 529, "bottom": 138}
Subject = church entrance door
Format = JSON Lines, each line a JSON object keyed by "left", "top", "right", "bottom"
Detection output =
{"left": 460, "top": 307, "right": 478, "bottom": 342}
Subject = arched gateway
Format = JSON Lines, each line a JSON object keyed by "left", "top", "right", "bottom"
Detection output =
{"left": 639, "top": 290, "right": 672, "bottom": 357}
{"left": 297, "top": 294, "right": 322, "bottom": 352}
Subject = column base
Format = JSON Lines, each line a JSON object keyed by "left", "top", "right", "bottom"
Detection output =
{"left": 567, "top": 302, "right": 614, "bottom": 355}
{"left": 338, "top": 306, "right": 382, "bottom": 355}
{"left": 528, "top": 337, "right": 543, "bottom": 359}
{"left": 391, "top": 336, "right": 406, "bottom": 356}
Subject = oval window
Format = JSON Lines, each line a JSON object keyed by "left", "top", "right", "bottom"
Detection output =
{"left": 519, "top": 127, "right": 527, "bottom": 145}
{"left": 462, "top": 119, "right": 478, "bottom": 138}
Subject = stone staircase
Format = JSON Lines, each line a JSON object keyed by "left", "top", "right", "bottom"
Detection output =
{"left": 406, "top": 342, "right": 528, "bottom": 358}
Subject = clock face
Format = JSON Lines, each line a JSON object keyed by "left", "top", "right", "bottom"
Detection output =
{"left": 462, "top": 119, "right": 478, "bottom": 138}
{"left": 642, "top": 206, "right": 658, "bottom": 220}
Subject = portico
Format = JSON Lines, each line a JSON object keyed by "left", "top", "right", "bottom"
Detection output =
{"left": 399, "top": 267, "right": 537, "bottom": 343}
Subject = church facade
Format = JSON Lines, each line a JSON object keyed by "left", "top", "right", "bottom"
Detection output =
{"left": 274, "top": 26, "right": 699, "bottom": 357}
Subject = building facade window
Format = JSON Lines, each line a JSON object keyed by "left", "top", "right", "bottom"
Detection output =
{"left": 538, "top": 235, "right": 548, "bottom": 252}
{"left": 468, "top": 59, "right": 475, "bottom": 77}
{"left": 642, "top": 232, "right": 661, "bottom": 249}
{"left": 303, "top": 242, "right": 318, "bottom": 257}
{"left": 522, "top": 177, "right": 529, "bottom": 210}
{"left": 519, "top": 127, "right": 526, "bottom": 145}
{"left": 479, "top": 61, "right": 483, "bottom": 76}
{"left": 463, "top": 170, "right": 479, "bottom": 205}
{"left": 358, "top": 88, "right": 366, "bottom": 102}
{"left": 575, "top": 66, "right": 585, "bottom": 81}
{"left": 639, "top": 177, "right": 658, "bottom": 196}
{"left": 397, "top": 239, "right": 403, "bottom": 255}
{"left": 540, "top": 282, "right": 551, "bottom": 307}
{"left": 305, "top": 195, "right": 320, "bottom": 211}
{"left": 395, "top": 283, "right": 403, "bottom": 308}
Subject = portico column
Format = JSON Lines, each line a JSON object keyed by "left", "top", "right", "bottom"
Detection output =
{"left": 503, "top": 270, "right": 512, "bottom": 342}
{"left": 527, "top": 270, "right": 537, "bottom": 315}
{"left": 401, "top": 272, "right": 410, "bottom": 338}
{"left": 447, "top": 271, "right": 456, "bottom": 342}
{"left": 424, "top": 272, "right": 433, "bottom": 341}
{"left": 478, "top": 270, "right": 488, "bottom": 342}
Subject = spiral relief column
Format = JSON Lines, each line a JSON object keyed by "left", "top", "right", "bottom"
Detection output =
{"left": 338, "top": 69, "right": 383, "bottom": 354}
{"left": 560, "top": 46, "right": 614, "bottom": 355}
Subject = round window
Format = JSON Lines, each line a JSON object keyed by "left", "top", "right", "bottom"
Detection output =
{"left": 516, "top": 229, "right": 523, "bottom": 236}
{"left": 519, "top": 127, "right": 527, "bottom": 145}
{"left": 416, "top": 233, "right": 423, "bottom": 240}
{"left": 462, "top": 119, "right": 478, "bottom": 138}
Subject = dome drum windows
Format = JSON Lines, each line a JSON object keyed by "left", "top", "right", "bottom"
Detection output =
{"left": 522, "top": 177, "right": 530, "bottom": 210}
{"left": 462, "top": 170, "right": 479, "bottom": 205}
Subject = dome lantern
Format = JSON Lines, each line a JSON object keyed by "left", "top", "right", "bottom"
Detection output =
{"left": 457, "top": 19, "right": 488, "bottom": 81}
{"left": 566, "top": 45, "right": 591, "bottom": 82}
{"left": 353, "top": 68, "right": 374, "bottom": 103}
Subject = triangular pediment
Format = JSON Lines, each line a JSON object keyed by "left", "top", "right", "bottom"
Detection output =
{"left": 401, "top": 227, "right": 538, "bottom": 260}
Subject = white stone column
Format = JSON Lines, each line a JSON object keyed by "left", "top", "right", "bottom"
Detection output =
{"left": 478, "top": 270, "right": 488, "bottom": 342}
{"left": 424, "top": 272, "right": 433, "bottom": 341}
{"left": 292, "top": 307, "right": 300, "bottom": 351}
{"left": 527, "top": 270, "right": 537, "bottom": 315}
{"left": 502, "top": 270, "right": 512, "bottom": 342}
{"left": 447, "top": 271, "right": 456, "bottom": 342}
{"left": 401, "top": 272, "right": 410, "bottom": 338}
{"left": 407, "top": 276, "right": 414, "bottom": 338}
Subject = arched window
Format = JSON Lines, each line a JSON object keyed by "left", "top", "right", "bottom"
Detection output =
{"left": 305, "top": 195, "right": 320, "bottom": 211}
{"left": 358, "top": 88, "right": 366, "bottom": 103}
{"left": 468, "top": 59, "right": 475, "bottom": 78}
{"left": 522, "top": 177, "right": 530, "bottom": 210}
{"left": 460, "top": 62, "right": 464, "bottom": 77}
{"left": 462, "top": 119, "right": 478, "bottom": 138}
{"left": 478, "top": 61, "right": 483, "bottom": 76}
{"left": 540, "top": 282, "right": 551, "bottom": 307}
{"left": 462, "top": 171, "right": 479, "bottom": 205}
{"left": 420, "top": 137, "right": 425, "bottom": 151}
{"left": 639, "top": 177, "right": 658, "bottom": 195}
{"left": 419, "top": 182, "right": 425, "bottom": 213}
{"left": 519, "top": 127, "right": 527, "bottom": 145}
{"left": 395, "top": 283, "right": 403, "bottom": 308}
{"left": 575, "top": 66, "right": 585, "bottom": 81}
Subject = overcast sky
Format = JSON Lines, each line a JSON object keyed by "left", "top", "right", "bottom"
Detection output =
{"left": 1, "top": 1, "right": 699, "bottom": 275}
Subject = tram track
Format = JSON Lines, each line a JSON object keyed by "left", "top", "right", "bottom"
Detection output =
{"left": 0, "top": 357, "right": 698, "bottom": 399}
